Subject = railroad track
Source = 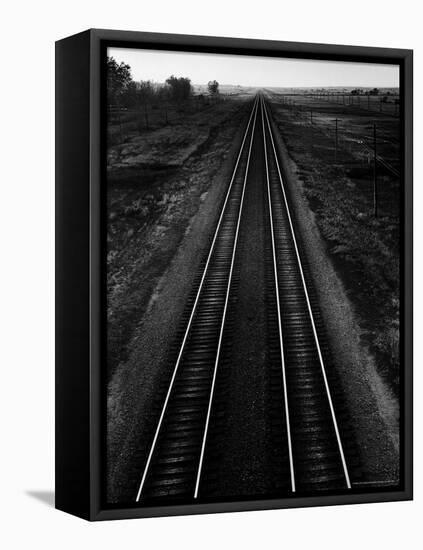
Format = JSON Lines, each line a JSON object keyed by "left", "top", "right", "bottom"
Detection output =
{"left": 261, "top": 97, "right": 352, "bottom": 491}
{"left": 134, "top": 93, "right": 355, "bottom": 503}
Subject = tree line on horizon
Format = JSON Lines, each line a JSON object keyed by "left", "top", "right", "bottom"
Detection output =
{"left": 107, "top": 57, "right": 220, "bottom": 111}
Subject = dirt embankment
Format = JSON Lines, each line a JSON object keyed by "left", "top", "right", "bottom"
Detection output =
{"left": 267, "top": 100, "right": 400, "bottom": 487}
{"left": 106, "top": 97, "right": 254, "bottom": 502}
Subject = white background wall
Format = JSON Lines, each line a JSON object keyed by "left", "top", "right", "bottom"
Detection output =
{"left": 0, "top": 0, "right": 420, "bottom": 547}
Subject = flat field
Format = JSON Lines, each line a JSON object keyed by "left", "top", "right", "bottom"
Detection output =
{"left": 266, "top": 89, "right": 400, "bottom": 393}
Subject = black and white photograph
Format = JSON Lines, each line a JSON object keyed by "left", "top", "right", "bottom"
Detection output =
{"left": 2, "top": 0, "right": 420, "bottom": 542}
{"left": 105, "top": 47, "right": 404, "bottom": 507}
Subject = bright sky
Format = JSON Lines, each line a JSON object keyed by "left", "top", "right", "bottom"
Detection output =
{"left": 108, "top": 47, "right": 399, "bottom": 88}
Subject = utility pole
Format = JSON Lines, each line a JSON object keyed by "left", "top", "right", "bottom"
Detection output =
{"left": 368, "top": 95, "right": 370, "bottom": 111}
{"left": 373, "top": 123, "right": 378, "bottom": 218}
{"left": 116, "top": 99, "right": 124, "bottom": 143}
{"left": 144, "top": 102, "right": 149, "bottom": 129}
{"left": 335, "top": 118, "right": 338, "bottom": 164}
{"left": 310, "top": 113, "right": 313, "bottom": 152}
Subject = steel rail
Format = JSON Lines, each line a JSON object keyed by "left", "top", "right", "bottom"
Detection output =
{"left": 193, "top": 98, "right": 259, "bottom": 498}
{"left": 262, "top": 98, "right": 352, "bottom": 490}
{"left": 260, "top": 96, "right": 296, "bottom": 492}
{"left": 135, "top": 95, "right": 259, "bottom": 502}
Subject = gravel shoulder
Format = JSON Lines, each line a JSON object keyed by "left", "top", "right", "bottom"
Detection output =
{"left": 267, "top": 110, "right": 400, "bottom": 486}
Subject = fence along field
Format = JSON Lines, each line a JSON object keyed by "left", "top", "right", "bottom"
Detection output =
{"left": 266, "top": 88, "right": 400, "bottom": 217}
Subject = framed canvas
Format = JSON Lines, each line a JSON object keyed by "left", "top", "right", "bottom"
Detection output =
{"left": 55, "top": 29, "right": 413, "bottom": 521}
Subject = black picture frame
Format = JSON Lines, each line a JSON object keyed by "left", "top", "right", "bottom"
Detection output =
{"left": 56, "top": 28, "right": 413, "bottom": 521}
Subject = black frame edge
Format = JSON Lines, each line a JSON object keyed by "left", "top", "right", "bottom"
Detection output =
{"left": 55, "top": 29, "right": 92, "bottom": 520}
{"left": 90, "top": 28, "right": 411, "bottom": 61}
{"left": 402, "top": 48, "right": 413, "bottom": 501}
